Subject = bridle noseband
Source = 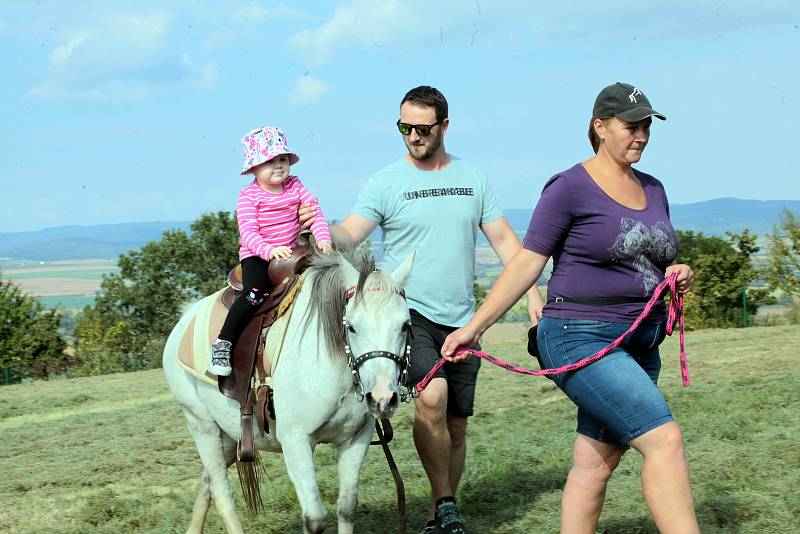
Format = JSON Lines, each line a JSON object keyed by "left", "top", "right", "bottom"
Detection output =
{"left": 343, "top": 284, "right": 415, "bottom": 403}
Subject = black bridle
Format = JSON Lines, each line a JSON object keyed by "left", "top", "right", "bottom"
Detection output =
{"left": 343, "top": 285, "right": 414, "bottom": 402}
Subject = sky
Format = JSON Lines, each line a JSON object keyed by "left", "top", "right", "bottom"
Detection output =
{"left": 0, "top": 0, "right": 798, "bottom": 232}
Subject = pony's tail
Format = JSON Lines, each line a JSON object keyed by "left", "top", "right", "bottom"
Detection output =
{"left": 236, "top": 452, "right": 267, "bottom": 515}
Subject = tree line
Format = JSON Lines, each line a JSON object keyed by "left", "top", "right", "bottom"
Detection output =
{"left": 2, "top": 210, "right": 799, "bottom": 384}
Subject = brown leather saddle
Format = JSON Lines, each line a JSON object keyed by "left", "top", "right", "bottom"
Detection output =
{"left": 218, "top": 246, "right": 314, "bottom": 461}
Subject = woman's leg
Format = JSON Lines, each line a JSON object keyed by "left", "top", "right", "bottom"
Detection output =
{"left": 561, "top": 434, "right": 625, "bottom": 534}
{"left": 629, "top": 422, "right": 699, "bottom": 534}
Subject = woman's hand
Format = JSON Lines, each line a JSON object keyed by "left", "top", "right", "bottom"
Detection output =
{"left": 665, "top": 263, "right": 694, "bottom": 294}
{"left": 316, "top": 241, "right": 333, "bottom": 254}
{"left": 441, "top": 325, "right": 481, "bottom": 363}
{"left": 298, "top": 203, "right": 316, "bottom": 230}
{"left": 270, "top": 246, "right": 293, "bottom": 261}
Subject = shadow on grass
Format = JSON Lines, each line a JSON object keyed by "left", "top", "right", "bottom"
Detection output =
{"left": 696, "top": 493, "right": 752, "bottom": 532}
{"left": 597, "top": 493, "right": 751, "bottom": 534}
{"left": 460, "top": 465, "right": 567, "bottom": 531}
{"left": 599, "top": 516, "right": 658, "bottom": 534}
{"left": 355, "top": 465, "right": 567, "bottom": 533}
{"left": 357, "top": 494, "right": 432, "bottom": 534}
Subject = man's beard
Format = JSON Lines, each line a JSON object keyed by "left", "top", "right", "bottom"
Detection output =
{"left": 405, "top": 131, "right": 443, "bottom": 161}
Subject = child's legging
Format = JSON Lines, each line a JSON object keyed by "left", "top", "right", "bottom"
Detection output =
{"left": 218, "top": 256, "right": 270, "bottom": 345}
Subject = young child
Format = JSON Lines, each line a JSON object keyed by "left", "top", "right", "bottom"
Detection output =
{"left": 210, "top": 126, "right": 332, "bottom": 376}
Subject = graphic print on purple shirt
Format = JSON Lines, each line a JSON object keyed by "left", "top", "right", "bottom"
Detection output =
{"left": 610, "top": 218, "right": 677, "bottom": 294}
{"left": 522, "top": 163, "right": 678, "bottom": 323}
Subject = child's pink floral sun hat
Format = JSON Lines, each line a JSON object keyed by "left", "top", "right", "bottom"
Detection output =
{"left": 240, "top": 126, "right": 300, "bottom": 175}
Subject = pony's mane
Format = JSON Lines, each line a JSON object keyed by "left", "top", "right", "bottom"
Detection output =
{"left": 304, "top": 247, "right": 401, "bottom": 358}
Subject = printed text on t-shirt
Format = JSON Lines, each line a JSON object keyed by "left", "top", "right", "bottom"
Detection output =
{"left": 402, "top": 187, "right": 474, "bottom": 200}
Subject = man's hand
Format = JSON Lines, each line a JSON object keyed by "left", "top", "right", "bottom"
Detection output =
{"left": 316, "top": 241, "right": 333, "bottom": 254}
{"left": 270, "top": 246, "right": 293, "bottom": 261}
{"left": 665, "top": 263, "right": 694, "bottom": 294}
{"left": 529, "top": 302, "right": 544, "bottom": 326}
{"left": 440, "top": 325, "right": 480, "bottom": 362}
{"left": 298, "top": 202, "right": 316, "bottom": 230}
{"left": 527, "top": 286, "right": 544, "bottom": 326}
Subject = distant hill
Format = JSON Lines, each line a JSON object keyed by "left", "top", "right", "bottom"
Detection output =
{"left": 504, "top": 198, "right": 800, "bottom": 238}
{"left": 0, "top": 221, "right": 191, "bottom": 261}
{"left": 1, "top": 199, "right": 798, "bottom": 261}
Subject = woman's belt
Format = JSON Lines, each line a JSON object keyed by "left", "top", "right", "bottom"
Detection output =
{"left": 546, "top": 295, "right": 656, "bottom": 306}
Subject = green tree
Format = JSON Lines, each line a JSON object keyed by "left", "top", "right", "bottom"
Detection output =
{"left": 677, "top": 230, "right": 773, "bottom": 329}
{"left": 74, "top": 211, "right": 239, "bottom": 371}
{"left": 675, "top": 230, "right": 729, "bottom": 266}
{"left": 473, "top": 277, "right": 487, "bottom": 308}
{"left": 73, "top": 306, "right": 138, "bottom": 375}
{"left": 0, "top": 272, "right": 68, "bottom": 384}
{"left": 765, "top": 208, "right": 800, "bottom": 295}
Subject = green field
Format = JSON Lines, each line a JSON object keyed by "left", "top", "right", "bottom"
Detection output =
{"left": 1, "top": 325, "right": 799, "bottom": 533}
{"left": 1, "top": 260, "right": 118, "bottom": 310}
{"left": 37, "top": 295, "right": 97, "bottom": 309}
{"left": 3, "top": 268, "right": 118, "bottom": 280}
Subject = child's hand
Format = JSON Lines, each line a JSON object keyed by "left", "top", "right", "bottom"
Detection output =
{"left": 270, "top": 246, "right": 293, "bottom": 261}
{"left": 316, "top": 241, "right": 333, "bottom": 254}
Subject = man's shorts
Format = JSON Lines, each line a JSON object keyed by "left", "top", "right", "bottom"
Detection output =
{"left": 407, "top": 309, "right": 481, "bottom": 417}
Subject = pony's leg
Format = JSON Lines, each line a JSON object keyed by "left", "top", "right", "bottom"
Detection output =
{"left": 335, "top": 421, "right": 374, "bottom": 534}
{"left": 186, "top": 468, "right": 211, "bottom": 534}
{"left": 184, "top": 412, "right": 245, "bottom": 534}
{"left": 280, "top": 434, "right": 327, "bottom": 534}
{"left": 186, "top": 439, "right": 236, "bottom": 534}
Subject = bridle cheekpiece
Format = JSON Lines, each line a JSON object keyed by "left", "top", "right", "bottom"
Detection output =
{"left": 343, "top": 284, "right": 414, "bottom": 402}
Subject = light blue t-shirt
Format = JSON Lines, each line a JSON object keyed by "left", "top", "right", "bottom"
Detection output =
{"left": 351, "top": 156, "right": 503, "bottom": 327}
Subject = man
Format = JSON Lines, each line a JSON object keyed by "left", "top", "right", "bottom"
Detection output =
{"left": 303, "top": 86, "right": 542, "bottom": 534}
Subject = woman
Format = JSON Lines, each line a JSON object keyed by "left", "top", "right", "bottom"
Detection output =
{"left": 441, "top": 82, "right": 700, "bottom": 533}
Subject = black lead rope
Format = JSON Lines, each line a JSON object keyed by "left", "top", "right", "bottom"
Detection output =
{"left": 372, "top": 418, "right": 406, "bottom": 534}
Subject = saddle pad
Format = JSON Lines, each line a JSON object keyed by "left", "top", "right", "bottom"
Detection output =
{"left": 262, "top": 291, "right": 296, "bottom": 386}
{"left": 176, "top": 282, "right": 302, "bottom": 388}
{"left": 177, "top": 290, "right": 226, "bottom": 386}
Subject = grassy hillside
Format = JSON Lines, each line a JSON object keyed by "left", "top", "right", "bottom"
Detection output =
{"left": 1, "top": 325, "right": 798, "bottom": 533}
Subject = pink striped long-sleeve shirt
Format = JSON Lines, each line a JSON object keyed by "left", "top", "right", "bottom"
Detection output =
{"left": 237, "top": 176, "right": 331, "bottom": 261}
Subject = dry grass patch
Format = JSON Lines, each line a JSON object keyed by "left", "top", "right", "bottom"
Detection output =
{"left": 1, "top": 325, "right": 798, "bottom": 532}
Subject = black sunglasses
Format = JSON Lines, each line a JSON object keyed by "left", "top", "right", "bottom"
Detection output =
{"left": 396, "top": 120, "right": 442, "bottom": 136}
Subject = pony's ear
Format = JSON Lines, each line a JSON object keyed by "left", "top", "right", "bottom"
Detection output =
{"left": 338, "top": 254, "right": 360, "bottom": 288}
{"left": 391, "top": 251, "right": 415, "bottom": 288}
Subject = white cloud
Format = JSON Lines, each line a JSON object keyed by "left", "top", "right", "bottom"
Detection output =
{"left": 49, "top": 34, "right": 89, "bottom": 65}
{"left": 181, "top": 54, "right": 218, "bottom": 90}
{"left": 29, "top": 12, "right": 217, "bottom": 101}
{"left": 287, "top": 0, "right": 421, "bottom": 67}
{"left": 203, "top": 2, "right": 311, "bottom": 50}
{"left": 288, "top": 75, "right": 332, "bottom": 106}
{"left": 286, "top": 0, "right": 799, "bottom": 66}
{"left": 232, "top": 2, "right": 308, "bottom": 25}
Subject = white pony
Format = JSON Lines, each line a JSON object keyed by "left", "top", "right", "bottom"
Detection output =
{"left": 163, "top": 251, "right": 414, "bottom": 533}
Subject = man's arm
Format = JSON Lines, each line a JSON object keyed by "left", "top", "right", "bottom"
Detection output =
{"left": 480, "top": 217, "right": 544, "bottom": 325}
{"left": 330, "top": 214, "right": 379, "bottom": 250}
{"left": 299, "top": 203, "right": 378, "bottom": 250}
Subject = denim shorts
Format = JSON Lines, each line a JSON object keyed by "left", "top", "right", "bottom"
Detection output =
{"left": 537, "top": 317, "right": 674, "bottom": 447}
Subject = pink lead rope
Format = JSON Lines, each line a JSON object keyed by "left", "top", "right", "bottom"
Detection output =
{"left": 415, "top": 272, "right": 689, "bottom": 394}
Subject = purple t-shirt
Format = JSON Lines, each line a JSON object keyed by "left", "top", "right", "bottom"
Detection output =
{"left": 523, "top": 163, "right": 678, "bottom": 323}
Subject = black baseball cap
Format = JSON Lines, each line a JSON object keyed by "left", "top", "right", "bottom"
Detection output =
{"left": 592, "top": 82, "right": 666, "bottom": 122}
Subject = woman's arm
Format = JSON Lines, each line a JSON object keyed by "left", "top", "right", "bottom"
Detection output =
{"left": 441, "top": 248, "right": 549, "bottom": 360}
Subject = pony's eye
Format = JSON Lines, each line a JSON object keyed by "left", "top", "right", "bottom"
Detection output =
{"left": 347, "top": 324, "right": 356, "bottom": 334}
